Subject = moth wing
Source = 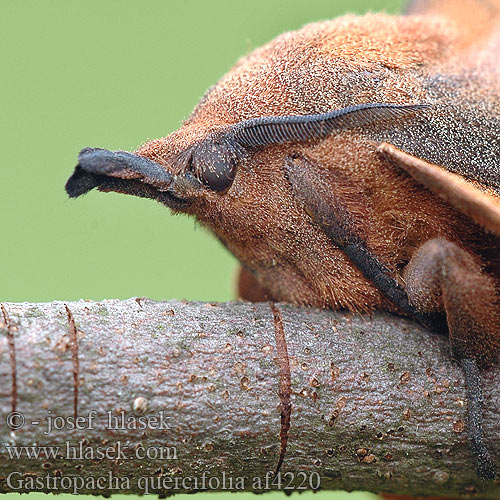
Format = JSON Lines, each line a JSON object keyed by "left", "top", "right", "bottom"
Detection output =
{"left": 378, "top": 142, "right": 500, "bottom": 236}
{"left": 405, "top": 0, "right": 500, "bottom": 48}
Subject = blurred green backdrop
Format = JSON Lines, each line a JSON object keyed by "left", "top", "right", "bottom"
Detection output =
{"left": 1, "top": 0, "right": 404, "bottom": 499}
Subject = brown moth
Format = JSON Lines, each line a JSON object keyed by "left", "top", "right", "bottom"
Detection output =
{"left": 66, "top": 0, "right": 500, "bottom": 480}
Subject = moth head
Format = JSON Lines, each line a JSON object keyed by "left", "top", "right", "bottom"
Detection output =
{"left": 64, "top": 13, "right": 436, "bottom": 304}
{"left": 66, "top": 12, "right": 435, "bottom": 222}
{"left": 65, "top": 102, "right": 426, "bottom": 213}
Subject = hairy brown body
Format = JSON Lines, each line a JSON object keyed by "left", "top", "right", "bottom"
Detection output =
{"left": 66, "top": 0, "right": 500, "bottom": 487}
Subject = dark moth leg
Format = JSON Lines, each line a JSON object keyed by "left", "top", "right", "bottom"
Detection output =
{"left": 285, "top": 154, "right": 499, "bottom": 480}
{"left": 404, "top": 238, "right": 499, "bottom": 479}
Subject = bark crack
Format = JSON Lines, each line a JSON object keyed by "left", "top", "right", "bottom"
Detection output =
{"left": 270, "top": 303, "right": 292, "bottom": 475}
{"left": 65, "top": 304, "right": 79, "bottom": 419}
{"left": 1, "top": 303, "right": 17, "bottom": 415}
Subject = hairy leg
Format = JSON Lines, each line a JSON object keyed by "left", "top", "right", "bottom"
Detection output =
{"left": 404, "top": 238, "right": 500, "bottom": 479}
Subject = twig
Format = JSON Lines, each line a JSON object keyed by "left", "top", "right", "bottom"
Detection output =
{"left": 0, "top": 299, "right": 498, "bottom": 497}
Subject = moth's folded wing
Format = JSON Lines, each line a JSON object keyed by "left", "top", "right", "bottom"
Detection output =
{"left": 378, "top": 142, "right": 500, "bottom": 237}
{"left": 405, "top": 0, "right": 500, "bottom": 49}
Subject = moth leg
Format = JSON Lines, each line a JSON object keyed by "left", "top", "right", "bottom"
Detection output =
{"left": 285, "top": 154, "right": 499, "bottom": 478}
{"left": 404, "top": 238, "right": 500, "bottom": 480}
{"left": 237, "top": 267, "right": 272, "bottom": 302}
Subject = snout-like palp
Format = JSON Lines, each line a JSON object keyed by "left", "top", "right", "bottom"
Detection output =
{"left": 65, "top": 148, "right": 174, "bottom": 198}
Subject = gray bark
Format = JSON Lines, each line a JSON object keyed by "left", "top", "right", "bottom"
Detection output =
{"left": 0, "top": 299, "right": 499, "bottom": 497}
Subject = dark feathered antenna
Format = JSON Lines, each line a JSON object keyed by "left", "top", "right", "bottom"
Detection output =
{"left": 228, "top": 103, "right": 429, "bottom": 148}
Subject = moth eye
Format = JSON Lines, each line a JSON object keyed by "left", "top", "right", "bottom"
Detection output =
{"left": 199, "top": 148, "right": 238, "bottom": 192}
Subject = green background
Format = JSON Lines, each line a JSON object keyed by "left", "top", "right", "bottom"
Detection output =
{"left": 1, "top": 1, "right": 404, "bottom": 499}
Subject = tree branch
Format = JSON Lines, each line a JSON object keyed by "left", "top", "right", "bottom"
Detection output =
{"left": 0, "top": 299, "right": 499, "bottom": 497}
